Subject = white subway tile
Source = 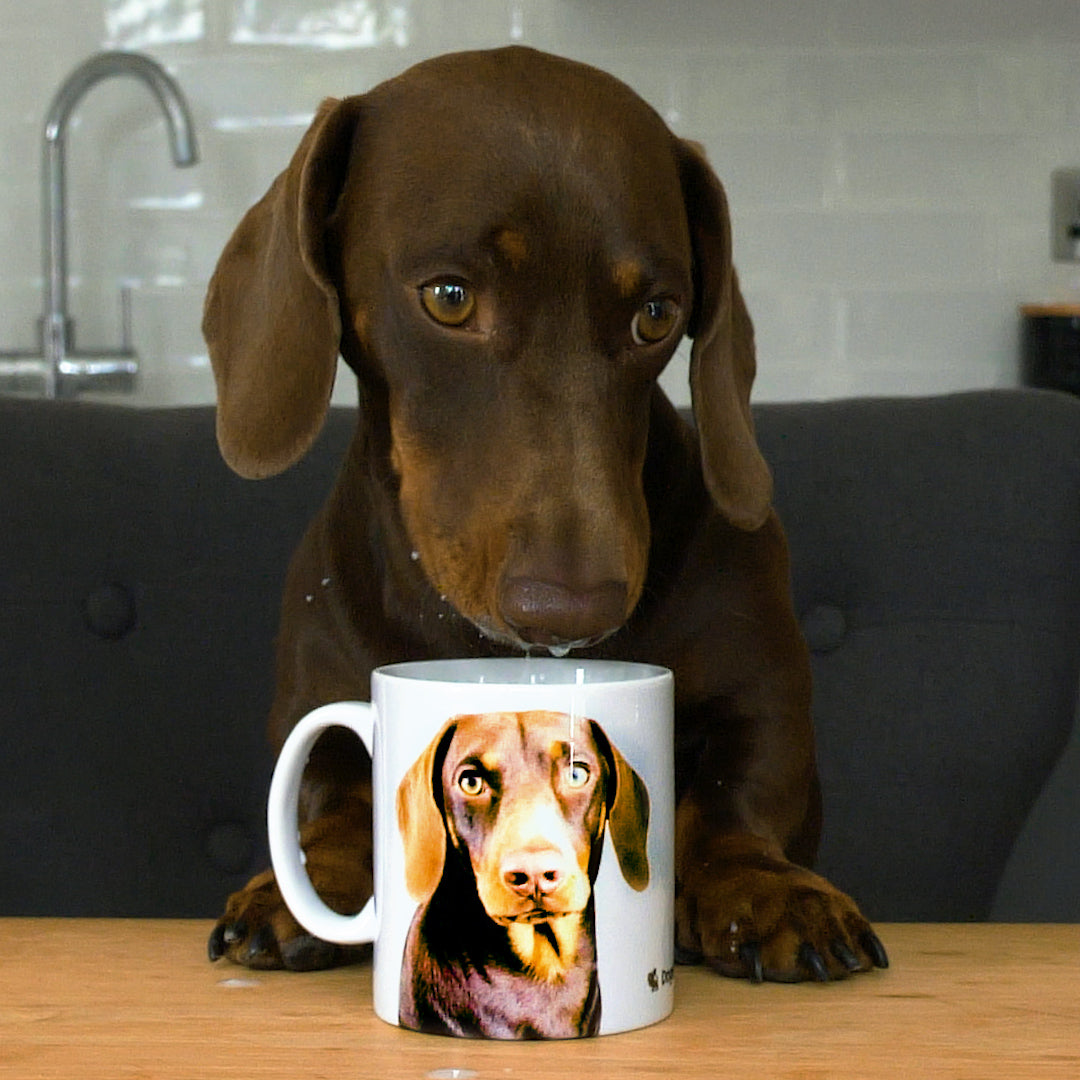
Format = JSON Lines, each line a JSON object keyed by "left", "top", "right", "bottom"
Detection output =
{"left": 0, "top": 2, "right": 101, "bottom": 45}
{"left": 104, "top": 0, "right": 205, "bottom": 48}
{"left": 549, "top": 0, "right": 841, "bottom": 51}
{"left": 123, "top": 282, "right": 216, "bottom": 406}
{"left": 1, "top": 0, "right": 1078, "bottom": 404}
{"left": 830, "top": 0, "right": 1040, "bottom": 47}
{"left": 687, "top": 51, "right": 832, "bottom": 134}
{"left": 229, "top": 0, "right": 412, "bottom": 49}
{"left": 827, "top": 51, "right": 986, "bottom": 130}
{"left": 845, "top": 288, "right": 1021, "bottom": 385}
{"left": 0, "top": 280, "right": 45, "bottom": 352}
{"left": 841, "top": 133, "right": 1041, "bottom": 209}
{"left": 705, "top": 131, "right": 834, "bottom": 211}
{"left": 658, "top": 339, "right": 692, "bottom": 410}
{"left": 736, "top": 208, "right": 994, "bottom": 290}
{"left": 744, "top": 287, "right": 841, "bottom": 369}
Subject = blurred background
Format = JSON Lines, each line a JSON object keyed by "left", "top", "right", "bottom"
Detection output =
{"left": 1, "top": 0, "right": 1078, "bottom": 407}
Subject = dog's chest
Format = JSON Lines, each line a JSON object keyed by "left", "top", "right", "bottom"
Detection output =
{"left": 458, "top": 954, "right": 598, "bottom": 1039}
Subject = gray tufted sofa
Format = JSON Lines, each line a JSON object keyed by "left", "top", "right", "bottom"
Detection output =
{"left": 3, "top": 389, "right": 1079, "bottom": 921}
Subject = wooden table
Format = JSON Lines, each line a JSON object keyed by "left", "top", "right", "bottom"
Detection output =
{"left": 1020, "top": 302, "right": 1080, "bottom": 318}
{"left": 2, "top": 921, "right": 1077, "bottom": 1078}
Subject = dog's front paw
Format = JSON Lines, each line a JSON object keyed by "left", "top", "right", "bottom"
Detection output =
{"left": 208, "top": 808, "right": 374, "bottom": 971}
{"left": 675, "top": 836, "right": 888, "bottom": 983}
{"left": 207, "top": 868, "right": 369, "bottom": 971}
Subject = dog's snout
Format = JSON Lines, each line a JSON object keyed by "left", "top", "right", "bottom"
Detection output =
{"left": 499, "top": 577, "right": 627, "bottom": 649}
{"left": 502, "top": 847, "right": 566, "bottom": 899}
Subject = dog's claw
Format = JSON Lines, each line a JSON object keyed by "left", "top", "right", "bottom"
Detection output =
{"left": 207, "top": 923, "right": 226, "bottom": 962}
{"left": 223, "top": 920, "right": 246, "bottom": 945}
{"left": 739, "top": 942, "right": 765, "bottom": 983}
{"left": 832, "top": 940, "right": 863, "bottom": 972}
{"left": 861, "top": 930, "right": 890, "bottom": 969}
{"left": 208, "top": 919, "right": 253, "bottom": 963}
{"left": 798, "top": 942, "right": 830, "bottom": 982}
{"left": 243, "top": 923, "right": 279, "bottom": 965}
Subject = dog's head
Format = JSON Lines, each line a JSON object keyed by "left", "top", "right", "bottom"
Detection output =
{"left": 204, "top": 46, "right": 772, "bottom": 652}
{"left": 396, "top": 710, "right": 650, "bottom": 923}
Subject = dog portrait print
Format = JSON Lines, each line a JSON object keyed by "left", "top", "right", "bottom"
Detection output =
{"left": 395, "top": 709, "right": 650, "bottom": 1038}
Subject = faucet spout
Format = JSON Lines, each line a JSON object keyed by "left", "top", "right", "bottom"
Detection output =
{"left": 44, "top": 51, "right": 198, "bottom": 168}
{"left": 41, "top": 51, "right": 198, "bottom": 392}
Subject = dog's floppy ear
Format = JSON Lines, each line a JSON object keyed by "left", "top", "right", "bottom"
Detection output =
{"left": 678, "top": 140, "right": 773, "bottom": 531}
{"left": 592, "top": 723, "right": 650, "bottom": 891}
{"left": 203, "top": 96, "right": 362, "bottom": 479}
{"left": 396, "top": 720, "right": 457, "bottom": 901}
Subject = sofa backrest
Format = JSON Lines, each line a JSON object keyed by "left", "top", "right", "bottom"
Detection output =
{"left": 754, "top": 390, "right": 1080, "bottom": 921}
{"left": 1, "top": 400, "right": 353, "bottom": 915}
{"left": 2, "top": 389, "right": 1078, "bottom": 920}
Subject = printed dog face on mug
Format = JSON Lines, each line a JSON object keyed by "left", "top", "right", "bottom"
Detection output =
{"left": 395, "top": 710, "right": 650, "bottom": 1039}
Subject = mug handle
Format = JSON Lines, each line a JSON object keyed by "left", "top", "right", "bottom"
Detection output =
{"left": 267, "top": 701, "right": 377, "bottom": 945}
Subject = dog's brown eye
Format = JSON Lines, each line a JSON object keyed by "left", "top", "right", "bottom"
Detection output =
{"left": 631, "top": 298, "right": 679, "bottom": 345}
{"left": 458, "top": 769, "right": 486, "bottom": 796}
{"left": 566, "top": 762, "right": 591, "bottom": 788}
{"left": 421, "top": 281, "right": 476, "bottom": 327}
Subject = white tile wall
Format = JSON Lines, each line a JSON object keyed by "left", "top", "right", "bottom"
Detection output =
{"left": 1, "top": 0, "right": 1079, "bottom": 407}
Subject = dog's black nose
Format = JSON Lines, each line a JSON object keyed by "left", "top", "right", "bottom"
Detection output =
{"left": 499, "top": 577, "right": 627, "bottom": 650}
{"left": 503, "top": 848, "right": 566, "bottom": 898}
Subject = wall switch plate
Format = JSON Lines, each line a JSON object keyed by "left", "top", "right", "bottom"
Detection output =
{"left": 1051, "top": 168, "right": 1080, "bottom": 262}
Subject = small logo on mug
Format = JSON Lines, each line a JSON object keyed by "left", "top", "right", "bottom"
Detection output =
{"left": 396, "top": 710, "right": 650, "bottom": 1039}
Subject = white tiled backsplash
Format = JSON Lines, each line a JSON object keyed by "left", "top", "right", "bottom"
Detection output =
{"left": 1, "top": 0, "right": 1079, "bottom": 407}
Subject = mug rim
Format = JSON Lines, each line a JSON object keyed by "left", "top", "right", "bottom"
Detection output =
{"left": 374, "top": 657, "right": 671, "bottom": 686}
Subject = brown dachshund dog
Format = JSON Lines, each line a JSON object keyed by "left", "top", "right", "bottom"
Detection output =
{"left": 396, "top": 710, "right": 649, "bottom": 1037}
{"left": 204, "top": 46, "right": 887, "bottom": 982}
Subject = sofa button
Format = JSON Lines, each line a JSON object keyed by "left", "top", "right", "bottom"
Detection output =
{"left": 82, "top": 583, "right": 137, "bottom": 640}
{"left": 205, "top": 821, "right": 257, "bottom": 875}
{"left": 801, "top": 604, "right": 847, "bottom": 653}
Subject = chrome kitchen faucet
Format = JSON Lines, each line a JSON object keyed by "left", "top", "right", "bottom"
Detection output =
{"left": 0, "top": 52, "right": 198, "bottom": 398}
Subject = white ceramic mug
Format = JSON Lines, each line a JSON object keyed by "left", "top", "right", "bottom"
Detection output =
{"left": 268, "top": 657, "right": 674, "bottom": 1039}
